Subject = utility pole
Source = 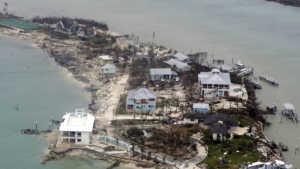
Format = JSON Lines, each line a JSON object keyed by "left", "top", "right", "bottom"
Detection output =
{"left": 3, "top": 2, "right": 8, "bottom": 16}
{"left": 152, "top": 31, "right": 155, "bottom": 46}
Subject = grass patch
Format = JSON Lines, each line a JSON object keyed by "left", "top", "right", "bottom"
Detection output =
{"left": 201, "top": 134, "right": 261, "bottom": 169}
{"left": 116, "top": 94, "right": 129, "bottom": 115}
{"left": 232, "top": 115, "right": 256, "bottom": 127}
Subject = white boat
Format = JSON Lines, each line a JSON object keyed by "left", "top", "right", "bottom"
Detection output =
{"left": 259, "top": 75, "right": 279, "bottom": 86}
{"left": 282, "top": 103, "right": 298, "bottom": 122}
{"left": 238, "top": 67, "right": 254, "bottom": 77}
{"left": 244, "top": 160, "right": 293, "bottom": 169}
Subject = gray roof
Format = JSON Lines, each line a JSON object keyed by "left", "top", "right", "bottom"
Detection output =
{"left": 211, "top": 123, "right": 228, "bottom": 134}
{"left": 164, "top": 59, "right": 191, "bottom": 71}
{"left": 127, "top": 88, "right": 156, "bottom": 100}
{"left": 174, "top": 52, "right": 189, "bottom": 61}
{"left": 193, "top": 103, "right": 209, "bottom": 109}
{"left": 102, "top": 63, "right": 116, "bottom": 69}
{"left": 150, "top": 68, "right": 177, "bottom": 75}
{"left": 198, "top": 69, "right": 231, "bottom": 85}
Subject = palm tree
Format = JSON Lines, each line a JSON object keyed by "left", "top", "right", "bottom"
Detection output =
{"left": 140, "top": 146, "right": 145, "bottom": 160}
{"left": 147, "top": 151, "right": 152, "bottom": 160}
{"left": 132, "top": 144, "right": 136, "bottom": 157}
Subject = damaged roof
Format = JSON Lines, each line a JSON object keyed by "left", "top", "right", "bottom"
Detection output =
{"left": 173, "top": 52, "right": 189, "bottom": 61}
{"left": 198, "top": 69, "right": 231, "bottom": 85}
{"left": 150, "top": 68, "right": 177, "bottom": 75}
{"left": 127, "top": 88, "right": 156, "bottom": 100}
{"left": 164, "top": 59, "right": 191, "bottom": 71}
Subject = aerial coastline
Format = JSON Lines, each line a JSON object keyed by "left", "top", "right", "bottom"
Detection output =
{"left": 0, "top": 14, "right": 295, "bottom": 169}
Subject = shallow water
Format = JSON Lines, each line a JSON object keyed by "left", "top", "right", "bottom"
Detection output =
{"left": 3, "top": 0, "right": 300, "bottom": 167}
{"left": 0, "top": 36, "right": 112, "bottom": 169}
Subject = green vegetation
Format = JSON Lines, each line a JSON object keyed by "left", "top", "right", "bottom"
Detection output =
{"left": 232, "top": 115, "right": 256, "bottom": 127}
{"left": 87, "top": 36, "right": 108, "bottom": 44}
{"left": 201, "top": 133, "right": 261, "bottom": 169}
{"left": 116, "top": 94, "right": 128, "bottom": 115}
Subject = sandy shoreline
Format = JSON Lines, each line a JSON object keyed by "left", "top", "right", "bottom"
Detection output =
{"left": 0, "top": 27, "right": 137, "bottom": 168}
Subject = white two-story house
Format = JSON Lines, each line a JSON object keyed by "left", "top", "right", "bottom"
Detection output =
{"left": 59, "top": 109, "right": 95, "bottom": 145}
{"left": 198, "top": 69, "right": 231, "bottom": 98}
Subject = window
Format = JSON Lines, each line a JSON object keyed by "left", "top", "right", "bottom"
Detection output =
{"left": 224, "top": 85, "right": 229, "bottom": 89}
{"left": 134, "top": 99, "right": 141, "bottom": 104}
{"left": 127, "top": 105, "right": 133, "bottom": 109}
{"left": 62, "top": 138, "right": 69, "bottom": 143}
{"left": 208, "top": 84, "right": 212, "bottom": 89}
{"left": 149, "top": 98, "right": 155, "bottom": 102}
{"left": 141, "top": 99, "right": 147, "bottom": 104}
{"left": 128, "top": 99, "right": 134, "bottom": 103}
{"left": 77, "top": 132, "right": 82, "bottom": 137}
{"left": 63, "top": 131, "right": 69, "bottom": 136}
{"left": 214, "top": 84, "right": 218, "bottom": 88}
{"left": 70, "top": 131, "right": 76, "bottom": 137}
{"left": 149, "top": 105, "right": 154, "bottom": 108}
{"left": 70, "top": 138, "right": 76, "bottom": 143}
{"left": 77, "top": 139, "right": 82, "bottom": 142}
{"left": 218, "top": 91, "right": 224, "bottom": 97}
{"left": 203, "top": 84, "right": 208, "bottom": 88}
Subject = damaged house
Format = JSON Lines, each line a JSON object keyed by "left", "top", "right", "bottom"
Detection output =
{"left": 149, "top": 68, "right": 178, "bottom": 81}
{"left": 198, "top": 69, "right": 231, "bottom": 99}
{"left": 101, "top": 63, "right": 116, "bottom": 75}
{"left": 164, "top": 58, "right": 191, "bottom": 72}
{"left": 126, "top": 88, "right": 157, "bottom": 112}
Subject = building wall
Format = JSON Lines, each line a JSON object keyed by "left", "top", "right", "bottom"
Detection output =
{"left": 201, "top": 88, "right": 229, "bottom": 98}
{"left": 193, "top": 108, "right": 209, "bottom": 113}
{"left": 126, "top": 98, "right": 156, "bottom": 112}
{"left": 61, "top": 131, "right": 91, "bottom": 144}
{"left": 100, "top": 59, "right": 113, "bottom": 65}
{"left": 81, "top": 132, "right": 91, "bottom": 144}
{"left": 101, "top": 67, "right": 116, "bottom": 74}
{"left": 150, "top": 74, "right": 177, "bottom": 81}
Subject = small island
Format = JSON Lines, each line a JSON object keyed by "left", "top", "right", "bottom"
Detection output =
{"left": 0, "top": 13, "right": 294, "bottom": 169}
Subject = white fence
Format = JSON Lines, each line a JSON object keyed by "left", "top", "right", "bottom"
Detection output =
{"left": 98, "top": 135, "right": 178, "bottom": 165}
{"left": 98, "top": 135, "right": 133, "bottom": 151}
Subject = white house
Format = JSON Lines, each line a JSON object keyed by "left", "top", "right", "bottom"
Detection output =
{"left": 198, "top": 69, "right": 231, "bottom": 98}
{"left": 101, "top": 63, "right": 116, "bottom": 75}
{"left": 59, "top": 109, "right": 95, "bottom": 145}
{"left": 149, "top": 68, "right": 178, "bottom": 81}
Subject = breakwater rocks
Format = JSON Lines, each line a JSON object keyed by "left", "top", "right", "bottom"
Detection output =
{"left": 42, "top": 146, "right": 114, "bottom": 164}
{"left": 266, "top": 0, "right": 300, "bottom": 7}
{"left": 21, "top": 129, "right": 52, "bottom": 135}
{"left": 41, "top": 146, "right": 156, "bottom": 169}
